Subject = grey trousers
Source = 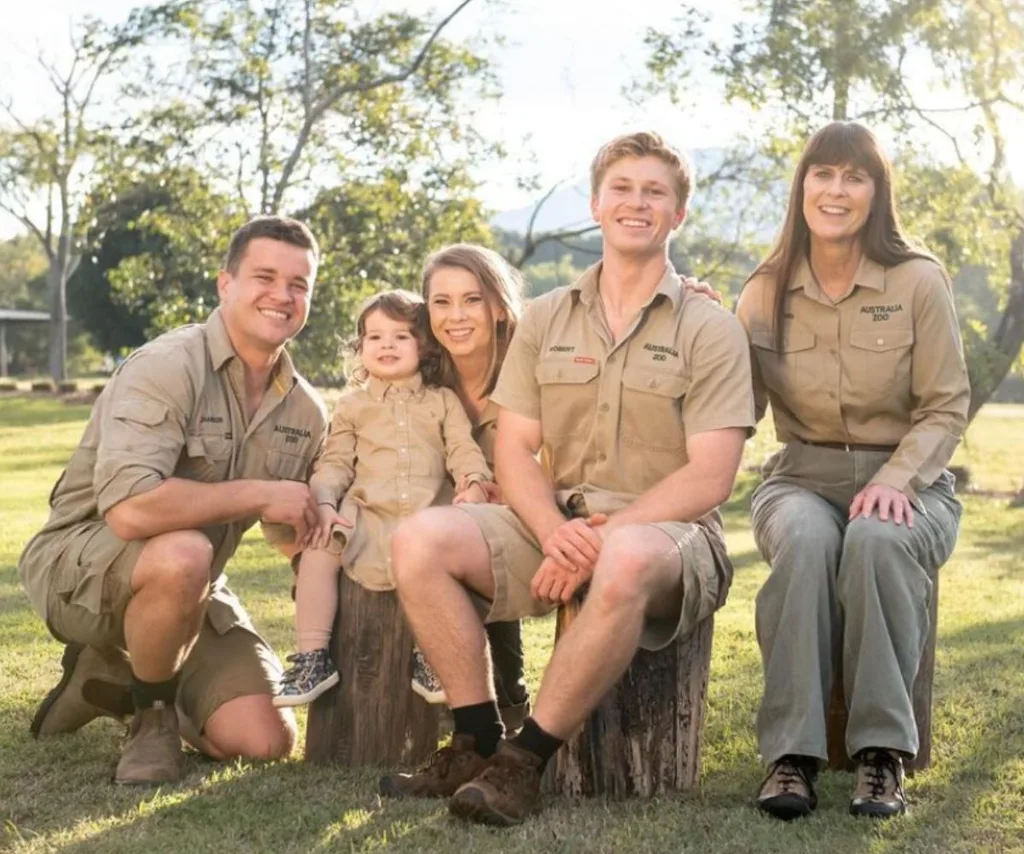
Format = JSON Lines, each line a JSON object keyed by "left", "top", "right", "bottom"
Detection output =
{"left": 751, "top": 442, "right": 962, "bottom": 764}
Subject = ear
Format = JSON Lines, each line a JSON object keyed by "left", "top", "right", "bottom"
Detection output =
{"left": 216, "top": 269, "right": 231, "bottom": 301}
{"left": 590, "top": 194, "right": 600, "bottom": 223}
{"left": 673, "top": 205, "right": 687, "bottom": 230}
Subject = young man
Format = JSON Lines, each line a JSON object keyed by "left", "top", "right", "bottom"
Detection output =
{"left": 381, "top": 132, "right": 756, "bottom": 825}
{"left": 19, "top": 216, "right": 328, "bottom": 785}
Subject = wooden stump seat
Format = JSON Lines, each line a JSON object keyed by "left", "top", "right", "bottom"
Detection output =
{"left": 543, "top": 598, "right": 715, "bottom": 798}
{"left": 826, "top": 574, "right": 939, "bottom": 772}
{"left": 304, "top": 571, "right": 440, "bottom": 766}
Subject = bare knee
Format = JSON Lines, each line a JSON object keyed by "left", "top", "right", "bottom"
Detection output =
{"left": 133, "top": 530, "right": 213, "bottom": 602}
{"left": 203, "top": 697, "right": 296, "bottom": 761}
{"left": 392, "top": 508, "right": 480, "bottom": 589}
{"left": 589, "top": 527, "right": 667, "bottom": 612}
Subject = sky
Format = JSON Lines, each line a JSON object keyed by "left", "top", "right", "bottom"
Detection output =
{"left": 2, "top": 0, "right": 1023, "bottom": 237}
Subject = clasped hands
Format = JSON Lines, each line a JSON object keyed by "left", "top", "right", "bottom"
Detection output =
{"left": 530, "top": 513, "right": 610, "bottom": 606}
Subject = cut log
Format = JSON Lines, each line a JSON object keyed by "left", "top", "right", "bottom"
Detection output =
{"left": 304, "top": 571, "right": 440, "bottom": 766}
{"left": 544, "top": 599, "right": 715, "bottom": 798}
{"left": 826, "top": 574, "right": 939, "bottom": 772}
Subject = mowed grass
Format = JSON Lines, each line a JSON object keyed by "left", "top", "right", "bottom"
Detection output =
{"left": 1, "top": 395, "right": 1022, "bottom": 854}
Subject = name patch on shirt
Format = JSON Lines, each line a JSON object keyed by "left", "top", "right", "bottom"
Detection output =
{"left": 549, "top": 345, "right": 575, "bottom": 353}
{"left": 860, "top": 303, "right": 904, "bottom": 322}
{"left": 643, "top": 343, "right": 679, "bottom": 362}
{"left": 274, "top": 424, "right": 312, "bottom": 445}
{"left": 200, "top": 415, "right": 224, "bottom": 424}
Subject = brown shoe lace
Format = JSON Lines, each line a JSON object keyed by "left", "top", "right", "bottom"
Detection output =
{"left": 762, "top": 756, "right": 814, "bottom": 796}
{"left": 859, "top": 750, "right": 904, "bottom": 802}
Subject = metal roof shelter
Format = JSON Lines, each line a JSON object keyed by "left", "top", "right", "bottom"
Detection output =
{"left": 0, "top": 309, "right": 50, "bottom": 378}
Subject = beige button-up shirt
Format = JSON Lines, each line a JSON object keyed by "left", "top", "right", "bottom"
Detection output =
{"left": 493, "top": 261, "right": 755, "bottom": 601}
{"left": 736, "top": 255, "right": 970, "bottom": 501}
{"left": 19, "top": 308, "right": 328, "bottom": 631}
{"left": 310, "top": 373, "right": 491, "bottom": 590}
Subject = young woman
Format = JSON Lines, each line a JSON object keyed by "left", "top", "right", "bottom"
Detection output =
{"left": 736, "top": 122, "right": 969, "bottom": 820}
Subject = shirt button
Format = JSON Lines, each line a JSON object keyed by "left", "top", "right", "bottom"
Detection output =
{"left": 401, "top": 492, "right": 408, "bottom": 499}
{"left": 876, "top": 337, "right": 884, "bottom": 346}
{"left": 398, "top": 420, "right": 405, "bottom": 426}
{"left": 599, "top": 403, "right": 609, "bottom": 412}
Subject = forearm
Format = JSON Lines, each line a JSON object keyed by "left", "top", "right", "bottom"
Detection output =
{"left": 495, "top": 444, "right": 564, "bottom": 543}
{"left": 105, "top": 477, "right": 269, "bottom": 541}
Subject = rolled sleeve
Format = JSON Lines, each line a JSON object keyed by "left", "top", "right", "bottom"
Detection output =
{"left": 94, "top": 359, "right": 190, "bottom": 515}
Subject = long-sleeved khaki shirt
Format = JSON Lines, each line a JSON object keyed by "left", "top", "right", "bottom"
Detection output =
{"left": 19, "top": 308, "right": 328, "bottom": 632}
{"left": 736, "top": 254, "right": 970, "bottom": 502}
{"left": 310, "top": 372, "right": 491, "bottom": 590}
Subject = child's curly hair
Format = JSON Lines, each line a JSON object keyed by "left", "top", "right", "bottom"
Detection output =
{"left": 348, "top": 289, "right": 441, "bottom": 386}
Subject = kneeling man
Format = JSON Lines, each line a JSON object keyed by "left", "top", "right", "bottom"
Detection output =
{"left": 381, "top": 132, "right": 755, "bottom": 824}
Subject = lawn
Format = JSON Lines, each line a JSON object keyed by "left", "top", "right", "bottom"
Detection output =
{"left": 1, "top": 395, "right": 1022, "bottom": 853}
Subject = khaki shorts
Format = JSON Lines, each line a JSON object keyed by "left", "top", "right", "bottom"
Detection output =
{"left": 42, "top": 522, "right": 282, "bottom": 732}
{"left": 456, "top": 504, "right": 721, "bottom": 651}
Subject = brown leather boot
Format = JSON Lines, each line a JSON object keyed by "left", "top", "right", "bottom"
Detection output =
{"left": 448, "top": 740, "right": 543, "bottom": 826}
{"left": 378, "top": 733, "right": 488, "bottom": 799}
{"left": 114, "top": 701, "right": 184, "bottom": 786}
{"left": 31, "top": 644, "right": 133, "bottom": 738}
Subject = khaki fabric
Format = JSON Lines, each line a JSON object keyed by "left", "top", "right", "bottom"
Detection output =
{"left": 750, "top": 442, "right": 961, "bottom": 763}
{"left": 471, "top": 398, "right": 500, "bottom": 467}
{"left": 491, "top": 260, "right": 755, "bottom": 605}
{"left": 457, "top": 502, "right": 721, "bottom": 651}
{"left": 19, "top": 307, "right": 328, "bottom": 634}
{"left": 309, "top": 372, "right": 491, "bottom": 590}
{"left": 736, "top": 255, "right": 970, "bottom": 502}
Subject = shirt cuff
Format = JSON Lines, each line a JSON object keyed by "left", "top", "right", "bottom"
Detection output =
{"left": 868, "top": 466, "right": 920, "bottom": 506}
{"left": 95, "top": 467, "right": 165, "bottom": 517}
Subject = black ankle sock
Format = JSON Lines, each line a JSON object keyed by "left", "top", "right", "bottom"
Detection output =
{"left": 452, "top": 701, "right": 504, "bottom": 758}
{"left": 510, "top": 717, "right": 564, "bottom": 770}
{"left": 131, "top": 674, "right": 179, "bottom": 710}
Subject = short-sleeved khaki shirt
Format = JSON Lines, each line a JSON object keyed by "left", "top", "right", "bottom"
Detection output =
{"left": 736, "top": 255, "right": 970, "bottom": 501}
{"left": 19, "top": 308, "right": 328, "bottom": 630}
{"left": 309, "top": 372, "right": 491, "bottom": 590}
{"left": 492, "top": 261, "right": 755, "bottom": 587}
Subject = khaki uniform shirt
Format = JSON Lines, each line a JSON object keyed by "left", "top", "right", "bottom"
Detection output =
{"left": 472, "top": 398, "right": 500, "bottom": 467}
{"left": 310, "top": 373, "right": 491, "bottom": 591}
{"left": 736, "top": 255, "right": 970, "bottom": 501}
{"left": 19, "top": 308, "right": 328, "bottom": 631}
{"left": 493, "top": 261, "right": 755, "bottom": 600}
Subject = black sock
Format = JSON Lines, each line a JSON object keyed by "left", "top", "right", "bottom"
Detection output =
{"left": 510, "top": 717, "right": 564, "bottom": 770}
{"left": 452, "top": 701, "right": 504, "bottom": 758}
{"left": 131, "top": 673, "right": 179, "bottom": 710}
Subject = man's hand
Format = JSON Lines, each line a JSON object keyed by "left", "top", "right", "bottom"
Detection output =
{"left": 259, "top": 481, "right": 321, "bottom": 546}
{"left": 453, "top": 481, "right": 489, "bottom": 505}
{"left": 306, "top": 502, "right": 353, "bottom": 550}
{"left": 682, "top": 275, "right": 723, "bottom": 305}
{"left": 540, "top": 517, "right": 606, "bottom": 573}
{"left": 530, "top": 556, "right": 592, "bottom": 605}
{"left": 849, "top": 483, "right": 915, "bottom": 528}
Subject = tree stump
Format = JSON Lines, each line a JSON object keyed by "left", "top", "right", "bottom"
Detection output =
{"left": 304, "top": 571, "right": 440, "bottom": 766}
{"left": 543, "top": 598, "right": 715, "bottom": 798}
{"left": 826, "top": 574, "right": 939, "bottom": 772}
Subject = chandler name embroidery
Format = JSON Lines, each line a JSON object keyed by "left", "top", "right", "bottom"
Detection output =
{"left": 860, "top": 304, "right": 904, "bottom": 322}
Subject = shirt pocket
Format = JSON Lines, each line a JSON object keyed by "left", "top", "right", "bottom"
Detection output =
{"left": 265, "top": 448, "right": 310, "bottom": 482}
{"left": 749, "top": 323, "right": 818, "bottom": 396}
{"left": 621, "top": 366, "right": 689, "bottom": 450}
{"left": 184, "top": 432, "right": 233, "bottom": 482}
{"left": 535, "top": 360, "right": 600, "bottom": 440}
{"left": 848, "top": 325, "right": 914, "bottom": 402}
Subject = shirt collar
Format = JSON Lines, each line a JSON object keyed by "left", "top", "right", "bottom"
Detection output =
{"left": 205, "top": 306, "right": 296, "bottom": 394}
{"left": 571, "top": 261, "right": 682, "bottom": 309}
{"left": 366, "top": 371, "right": 424, "bottom": 402}
{"left": 789, "top": 254, "right": 886, "bottom": 294}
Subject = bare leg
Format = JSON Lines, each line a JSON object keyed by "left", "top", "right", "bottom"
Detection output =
{"left": 531, "top": 526, "right": 684, "bottom": 739}
{"left": 391, "top": 507, "right": 496, "bottom": 708}
{"left": 195, "top": 696, "right": 296, "bottom": 760}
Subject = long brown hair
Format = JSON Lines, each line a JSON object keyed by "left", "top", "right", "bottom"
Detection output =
{"left": 749, "top": 121, "right": 937, "bottom": 348}
{"left": 348, "top": 289, "right": 441, "bottom": 386}
{"left": 421, "top": 244, "right": 524, "bottom": 397}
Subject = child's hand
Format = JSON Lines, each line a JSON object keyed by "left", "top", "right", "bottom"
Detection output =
{"left": 453, "top": 481, "right": 489, "bottom": 505}
{"left": 306, "top": 503, "right": 353, "bottom": 551}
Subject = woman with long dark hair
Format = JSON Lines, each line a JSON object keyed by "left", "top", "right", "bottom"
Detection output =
{"left": 736, "top": 122, "right": 969, "bottom": 820}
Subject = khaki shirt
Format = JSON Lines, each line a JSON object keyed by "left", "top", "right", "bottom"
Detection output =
{"left": 19, "top": 308, "right": 328, "bottom": 631}
{"left": 736, "top": 255, "right": 969, "bottom": 501}
{"left": 472, "top": 398, "right": 500, "bottom": 467}
{"left": 310, "top": 373, "right": 491, "bottom": 590}
{"left": 493, "top": 261, "right": 755, "bottom": 599}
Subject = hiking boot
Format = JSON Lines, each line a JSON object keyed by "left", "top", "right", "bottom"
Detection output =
{"left": 31, "top": 644, "right": 133, "bottom": 738}
{"left": 499, "top": 699, "right": 531, "bottom": 734}
{"left": 379, "top": 733, "right": 487, "bottom": 799}
{"left": 410, "top": 646, "right": 446, "bottom": 704}
{"left": 850, "top": 748, "right": 907, "bottom": 818}
{"left": 449, "top": 740, "right": 543, "bottom": 827}
{"left": 114, "top": 701, "right": 184, "bottom": 786}
{"left": 756, "top": 754, "right": 819, "bottom": 821}
{"left": 273, "top": 648, "right": 339, "bottom": 707}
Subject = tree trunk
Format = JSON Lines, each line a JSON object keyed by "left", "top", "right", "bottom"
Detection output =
{"left": 967, "top": 226, "right": 1024, "bottom": 422}
{"left": 47, "top": 261, "right": 67, "bottom": 383}
{"left": 304, "top": 571, "right": 440, "bottom": 766}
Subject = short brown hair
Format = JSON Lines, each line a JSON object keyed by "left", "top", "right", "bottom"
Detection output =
{"left": 350, "top": 289, "right": 439, "bottom": 386}
{"left": 224, "top": 216, "right": 319, "bottom": 274}
{"left": 590, "top": 131, "right": 693, "bottom": 209}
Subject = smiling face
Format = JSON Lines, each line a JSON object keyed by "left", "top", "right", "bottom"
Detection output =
{"left": 802, "top": 162, "right": 877, "bottom": 247}
{"left": 590, "top": 155, "right": 686, "bottom": 258}
{"left": 425, "top": 265, "right": 502, "bottom": 362}
{"left": 216, "top": 237, "right": 315, "bottom": 354}
{"left": 359, "top": 309, "right": 421, "bottom": 382}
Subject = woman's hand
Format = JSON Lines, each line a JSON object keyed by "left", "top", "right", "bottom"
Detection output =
{"left": 849, "top": 484, "right": 915, "bottom": 528}
{"left": 682, "top": 275, "right": 723, "bottom": 305}
{"left": 453, "top": 481, "right": 489, "bottom": 505}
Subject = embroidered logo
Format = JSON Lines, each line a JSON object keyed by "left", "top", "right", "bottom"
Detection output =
{"left": 860, "top": 304, "right": 904, "bottom": 322}
{"left": 549, "top": 344, "right": 575, "bottom": 353}
{"left": 274, "top": 424, "right": 312, "bottom": 445}
{"left": 643, "top": 343, "right": 679, "bottom": 362}
{"left": 200, "top": 415, "right": 224, "bottom": 424}
{"left": 573, "top": 356, "right": 596, "bottom": 365}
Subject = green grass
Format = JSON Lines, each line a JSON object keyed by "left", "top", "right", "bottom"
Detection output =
{"left": 1, "top": 397, "right": 1022, "bottom": 853}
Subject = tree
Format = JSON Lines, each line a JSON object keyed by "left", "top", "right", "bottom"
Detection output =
{"left": 644, "top": 0, "right": 1024, "bottom": 417}
{"left": 0, "top": 14, "right": 154, "bottom": 381}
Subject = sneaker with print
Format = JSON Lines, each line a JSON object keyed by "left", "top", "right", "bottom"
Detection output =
{"left": 273, "top": 648, "right": 339, "bottom": 707}
{"left": 410, "top": 646, "right": 447, "bottom": 704}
